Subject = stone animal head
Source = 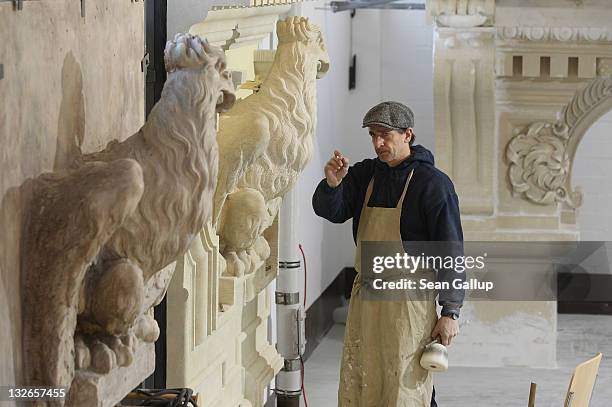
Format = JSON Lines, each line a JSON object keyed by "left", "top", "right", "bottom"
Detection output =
{"left": 277, "top": 17, "right": 330, "bottom": 79}
{"left": 219, "top": 188, "right": 267, "bottom": 251}
{"left": 164, "top": 33, "right": 236, "bottom": 112}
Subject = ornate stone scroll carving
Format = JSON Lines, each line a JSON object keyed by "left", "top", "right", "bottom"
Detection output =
{"left": 21, "top": 33, "right": 235, "bottom": 406}
{"left": 506, "top": 76, "right": 612, "bottom": 208}
{"left": 427, "top": 0, "right": 494, "bottom": 28}
{"left": 213, "top": 16, "right": 329, "bottom": 286}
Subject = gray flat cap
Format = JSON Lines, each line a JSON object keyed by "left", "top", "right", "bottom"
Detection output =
{"left": 362, "top": 101, "right": 414, "bottom": 129}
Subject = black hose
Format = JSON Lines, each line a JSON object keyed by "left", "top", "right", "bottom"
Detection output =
{"left": 130, "top": 388, "right": 198, "bottom": 407}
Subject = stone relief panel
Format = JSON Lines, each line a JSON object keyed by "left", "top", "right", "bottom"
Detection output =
{"left": 506, "top": 121, "right": 578, "bottom": 207}
{"left": 20, "top": 33, "right": 235, "bottom": 406}
{"left": 1, "top": 2, "right": 145, "bottom": 393}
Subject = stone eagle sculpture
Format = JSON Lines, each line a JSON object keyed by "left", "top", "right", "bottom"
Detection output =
{"left": 212, "top": 17, "right": 330, "bottom": 275}
{"left": 21, "top": 33, "right": 235, "bottom": 404}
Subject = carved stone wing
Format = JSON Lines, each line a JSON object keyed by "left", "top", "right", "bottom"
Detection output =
{"left": 22, "top": 159, "right": 144, "bottom": 392}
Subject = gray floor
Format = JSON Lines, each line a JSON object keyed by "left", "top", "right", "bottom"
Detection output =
{"left": 301, "top": 314, "right": 612, "bottom": 407}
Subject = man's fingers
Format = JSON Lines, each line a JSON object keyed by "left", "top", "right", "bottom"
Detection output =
{"left": 430, "top": 327, "right": 440, "bottom": 341}
{"left": 326, "top": 159, "right": 341, "bottom": 171}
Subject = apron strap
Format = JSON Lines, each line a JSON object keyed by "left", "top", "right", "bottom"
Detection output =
{"left": 363, "top": 177, "right": 375, "bottom": 208}
{"left": 361, "top": 168, "right": 415, "bottom": 211}
{"left": 396, "top": 168, "right": 414, "bottom": 209}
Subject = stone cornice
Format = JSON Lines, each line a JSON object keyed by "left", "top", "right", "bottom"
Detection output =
{"left": 190, "top": 5, "right": 292, "bottom": 48}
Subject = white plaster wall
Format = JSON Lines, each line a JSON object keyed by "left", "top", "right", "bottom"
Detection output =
{"left": 380, "top": 7, "right": 435, "bottom": 153}
{"left": 289, "top": 2, "right": 383, "bottom": 309}
{"left": 572, "top": 109, "right": 612, "bottom": 274}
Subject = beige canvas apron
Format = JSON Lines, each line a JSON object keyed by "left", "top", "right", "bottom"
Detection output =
{"left": 338, "top": 169, "right": 438, "bottom": 407}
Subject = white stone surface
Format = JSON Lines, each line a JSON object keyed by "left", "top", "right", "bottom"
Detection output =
{"left": 573, "top": 110, "right": 612, "bottom": 245}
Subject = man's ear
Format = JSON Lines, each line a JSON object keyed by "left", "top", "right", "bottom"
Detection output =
{"left": 405, "top": 128, "right": 414, "bottom": 144}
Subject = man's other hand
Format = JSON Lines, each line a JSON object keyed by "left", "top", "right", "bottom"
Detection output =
{"left": 324, "top": 150, "right": 349, "bottom": 188}
{"left": 430, "top": 316, "right": 459, "bottom": 346}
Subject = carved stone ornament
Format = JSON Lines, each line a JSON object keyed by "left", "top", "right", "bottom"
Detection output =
{"left": 21, "top": 33, "right": 235, "bottom": 406}
{"left": 506, "top": 76, "right": 612, "bottom": 208}
{"left": 212, "top": 16, "right": 330, "bottom": 281}
{"left": 506, "top": 121, "right": 577, "bottom": 207}
{"left": 428, "top": 0, "right": 494, "bottom": 28}
{"left": 497, "top": 26, "right": 612, "bottom": 43}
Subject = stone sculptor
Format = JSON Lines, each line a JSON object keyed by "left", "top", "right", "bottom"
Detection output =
{"left": 312, "top": 101, "right": 465, "bottom": 407}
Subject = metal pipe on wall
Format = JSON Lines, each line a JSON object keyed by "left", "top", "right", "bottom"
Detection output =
{"left": 275, "top": 188, "right": 305, "bottom": 406}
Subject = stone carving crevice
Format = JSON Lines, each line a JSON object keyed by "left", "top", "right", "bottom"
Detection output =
{"left": 506, "top": 76, "right": 612, "bottom": 208}
{"left": 21, "top": 33, "right": 235, "bottom": 406}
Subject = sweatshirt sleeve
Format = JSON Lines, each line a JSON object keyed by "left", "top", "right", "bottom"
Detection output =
{"left": 312, "top": 160, "right": 369, "bottom": 224}
{"left": 425, "top": 185, "right": 466, "bottom": 312}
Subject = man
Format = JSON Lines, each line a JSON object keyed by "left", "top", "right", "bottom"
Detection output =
{"left": 312, "top": 101, "right": 464, "bottom": 407}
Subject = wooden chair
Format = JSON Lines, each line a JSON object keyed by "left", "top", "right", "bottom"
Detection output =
{"left": 564, "top": 353, "right": 603, "bottom": 407}
{"left": 527, "top": 353, "right": 603, "bottom": 407}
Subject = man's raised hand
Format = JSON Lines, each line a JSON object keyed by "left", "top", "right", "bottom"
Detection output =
{"left": 324, "top": 150, "right": 349, "bottom": 188}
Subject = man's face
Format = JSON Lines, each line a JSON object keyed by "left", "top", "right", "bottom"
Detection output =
{"left": 368, "top": 126, "right": 411, "bottom": 166}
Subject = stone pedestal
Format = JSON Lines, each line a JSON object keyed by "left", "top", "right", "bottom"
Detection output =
{"left": 67, "top": 341, "right": 155, "bottom": 407}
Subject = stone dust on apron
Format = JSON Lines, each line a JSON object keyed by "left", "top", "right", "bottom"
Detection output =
{"left": 338, "top": 169, "right": 438, "bottom": 407}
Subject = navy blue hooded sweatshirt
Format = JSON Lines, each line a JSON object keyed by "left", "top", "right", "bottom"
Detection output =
{"left": 312, "top": 144, "right": 465, "bottom": 311}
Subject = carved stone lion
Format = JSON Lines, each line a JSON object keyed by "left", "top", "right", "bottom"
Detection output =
{"left": 21, "top": 33, "right": 235, "bottom": 403}
{"left": 212, "top": 17, "right": 330, "bottom": 275}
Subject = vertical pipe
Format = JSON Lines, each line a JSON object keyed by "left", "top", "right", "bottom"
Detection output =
{"left": 276, "top": 189, "right": 303, "bottom": 405}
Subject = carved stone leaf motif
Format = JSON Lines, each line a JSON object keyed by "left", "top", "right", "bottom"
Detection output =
{"left": 506, "top": 76, "right": 612, "bottom": 208}
{"left": 506, "top": 122, "right": 575, "bottom": 207}
{"left": 561, "top": 76, "right": 612, "bottom": 128}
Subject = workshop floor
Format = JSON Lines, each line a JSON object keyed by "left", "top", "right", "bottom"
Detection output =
{"left": 301, "top": 314, "right": 612, "bottom": 407}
